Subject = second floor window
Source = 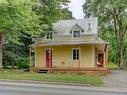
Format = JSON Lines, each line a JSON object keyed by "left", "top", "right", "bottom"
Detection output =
{"left": 72, "top": 30, "right": 80, "bottom": 38}
{"left": 46, "top": 32, "right": 53, "bottom": 39}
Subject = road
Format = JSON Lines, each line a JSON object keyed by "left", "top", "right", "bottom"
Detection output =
{"left": 0, "top": 81, "right": 126, "bottom": 95}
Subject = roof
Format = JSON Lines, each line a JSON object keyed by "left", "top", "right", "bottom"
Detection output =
{"left": 53, "top": 17, "right": 98, "bottom": 35}
{"left": 29, "top": 37, "right": 109, "bottom": 47}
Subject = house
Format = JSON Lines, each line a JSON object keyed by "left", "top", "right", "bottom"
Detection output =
{"left": 29, "top": 17, "right": 109, "bottom": 74}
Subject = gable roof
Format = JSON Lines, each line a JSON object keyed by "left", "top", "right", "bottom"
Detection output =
{"left": 53, "top": 17, "right": 98, "bottom": 35}
{"left": 70, "top": 23, "right": 84, "bottom": 31}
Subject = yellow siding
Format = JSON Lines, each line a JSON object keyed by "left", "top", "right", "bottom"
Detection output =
{"left": 81, "top": 45, "right": 92, "bottom": 67}
{"left": 35, "top": 45, "right": 94, "bottom": 68}
{"left": 35, "top": 47, "right": 45, "bottom": 67}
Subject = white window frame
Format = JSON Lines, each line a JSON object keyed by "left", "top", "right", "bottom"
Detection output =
{"left": 72, "top": 48, "right": 79, "bottom": 60}
{"left": 45, "top": 32, "right": 54, "bottom": 40}
{"left": 71, "top": 29, "right": 81, "bottom": 38}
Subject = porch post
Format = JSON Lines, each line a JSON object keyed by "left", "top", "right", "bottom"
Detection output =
{"left": 92, "top": 44, "right": 95, "bottom": 67}
{"left": 78, "top": 46, "right": 81, "bottom": 73}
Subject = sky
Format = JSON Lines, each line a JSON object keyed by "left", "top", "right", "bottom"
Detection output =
{"left": 68, "top": 0, "right": 85, "bottom": 19}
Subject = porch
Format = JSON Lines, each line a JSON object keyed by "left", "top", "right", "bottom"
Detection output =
{"left": 29, "top": 67, "right": 109, "bottom": 75}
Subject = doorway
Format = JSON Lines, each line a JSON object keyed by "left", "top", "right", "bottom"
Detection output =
{"left": 97, "top": 54, "right": 104, "bottom": 67}
{"left": 45, "top": 50, "right": 52, "bottom": 68}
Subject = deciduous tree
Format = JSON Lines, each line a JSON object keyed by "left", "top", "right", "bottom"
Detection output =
{"left": 83, "top": 0, "right": 127, "bottom": 69}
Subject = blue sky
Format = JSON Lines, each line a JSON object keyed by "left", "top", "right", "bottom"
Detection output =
{"left": 68, "top": 0, "right": 85, "bottom": 19}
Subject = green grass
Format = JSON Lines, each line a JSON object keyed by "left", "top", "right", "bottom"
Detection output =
{"left": 107, "top": 63, "right": 119, "bottom": 69}
{"left": 0, "top": 70, "right": 103, "bottom": 86}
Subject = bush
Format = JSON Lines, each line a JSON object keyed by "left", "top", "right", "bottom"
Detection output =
{"left": 16, "top": 57, "right": 29, "bottom": 69}
{"left": 107, "top": 63, "right": 119, "bottom": 70}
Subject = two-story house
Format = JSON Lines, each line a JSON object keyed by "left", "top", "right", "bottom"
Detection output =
{"left": 29, "top": 17, "right": 109, "bottom": 74}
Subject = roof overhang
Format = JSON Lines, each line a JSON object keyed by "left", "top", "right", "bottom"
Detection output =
{"left": 29, "top": 41, "right": 109, "bottom": 47}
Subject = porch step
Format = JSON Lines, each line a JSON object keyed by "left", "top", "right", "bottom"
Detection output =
{"left": 38, "top": 70, "right": 48, "bottom": 73}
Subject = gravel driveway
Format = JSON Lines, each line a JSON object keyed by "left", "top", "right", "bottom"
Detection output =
{"left": 102, "top": 70, "right": 127, "bottom": 88}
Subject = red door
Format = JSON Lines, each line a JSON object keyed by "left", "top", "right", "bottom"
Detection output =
{"left": 97, "top": 54, "right": 104, "bottom": 67}
{"left": 45, "top": 50, "right": 52, "bottom": 68}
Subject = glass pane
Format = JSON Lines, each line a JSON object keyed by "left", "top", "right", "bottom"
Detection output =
{"left": 46, "top": 33, "right": 49, "bottom": 39}
{"left": 73, "top": 31, "right": 80, "bottom": 37}
{"left": 77, "top": 49, "right": 79, "bottom": 60}
{"left": 73, "top": 49, "right": 76, "bottom": 60}
{"left": 50, "top": 33, "right": 52, "bottom": 39}
{"left": 73, "top": 31, "right": 77, "bottom": 37}
{"left": 76, "top": 31, "right": 80, "bottom": 37}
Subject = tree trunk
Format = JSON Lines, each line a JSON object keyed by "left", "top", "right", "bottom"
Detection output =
{"left": 12, "top": 59, "right": 14, "bottom": 69}
{"left": 0, "top": 45, "right": 2, "bottom": 69}
{"left": 0, "top": 34, "right": 3, "bottom": 69}
{"left": 119, "top": 45, "right": 124, "bottom": 69}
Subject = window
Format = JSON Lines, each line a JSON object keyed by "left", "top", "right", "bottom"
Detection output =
{"left": 72, "top": 30, "right": 80, "bottom": 38}
{"left": 72, "top": 49, "right": 79, "bottom": 60}
{"left": 45, "top": 32, "right": 53, "bottom": 39}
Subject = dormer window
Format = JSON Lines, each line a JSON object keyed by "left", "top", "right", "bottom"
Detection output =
{"left": 72, "top": 30, "right": 80, "bottom": 38}
{"left": 45, "top": 32, "right": 53, "bottom": 39}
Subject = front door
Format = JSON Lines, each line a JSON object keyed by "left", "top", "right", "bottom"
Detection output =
{"left": 97, "top": 54, "right": 104, "bottom": 67}
{"left": 45, "top": 50, "right": 52, "bottom": 68}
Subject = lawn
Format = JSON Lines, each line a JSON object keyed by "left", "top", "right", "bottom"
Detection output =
{"left": 0, "top": 70, "right": 103, "bottom": 86}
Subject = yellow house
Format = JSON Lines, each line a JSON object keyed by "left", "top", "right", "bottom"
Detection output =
{"left": 29, "top": 17, "right": 109, "bottom": 74}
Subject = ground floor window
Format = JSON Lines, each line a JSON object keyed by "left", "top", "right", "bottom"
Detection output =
{"left": 72, "top": 48, "right": 79, "bottom": 60}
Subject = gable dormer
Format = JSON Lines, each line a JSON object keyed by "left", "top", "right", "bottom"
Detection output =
{"left": 70, "top": 23, "right": 84, "bottom": 38}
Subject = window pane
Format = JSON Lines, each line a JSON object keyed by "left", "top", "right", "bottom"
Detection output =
{"left": 50, "top": 33, "right": 52, "bottom": 39}
{"left": 73, "top": 31, "right": 77, "bottom": 37}
{"left": 77, "top": 49, "right": 79, "bottom": 60}
{"left": 76, "top": 31, "right": 80, "bottom": 37}
{"left": 73, "top": 49, "right": 76, "bottom": 60}
{"left": 73, "top": 31, "right": 80, "bottom": 37}
{"left": 46, "top": 33, "right": 49, "bottom": 39}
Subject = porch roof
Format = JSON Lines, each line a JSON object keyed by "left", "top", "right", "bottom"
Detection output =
{"left": 29, "top": 38, "right": 109, "bottom": 47}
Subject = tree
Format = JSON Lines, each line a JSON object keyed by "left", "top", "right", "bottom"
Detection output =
{"left": 2, "top": 0, "right": 73, "bottom": 69}
{"left": 0, "top": 0, "right": 40, "bottom": 68}
{"left": 83, "top": 0, "right": 127, "bottom": 69}
{"left": 34, "top": 0, "right": 73, "bottom": 31}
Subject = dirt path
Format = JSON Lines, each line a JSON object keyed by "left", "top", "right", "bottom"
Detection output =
{"left": 102, "top": 70, "right": 127, "bottom": 88}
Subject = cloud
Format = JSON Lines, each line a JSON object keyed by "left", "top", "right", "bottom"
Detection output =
{"left": 68, "top": 0, "right": 85, "bottom": 19}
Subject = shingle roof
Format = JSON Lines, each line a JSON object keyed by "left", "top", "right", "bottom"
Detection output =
{"left": 53, "top": 17, "right": 98, "bottom": 35}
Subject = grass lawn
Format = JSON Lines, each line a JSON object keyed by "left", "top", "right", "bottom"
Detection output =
{"left": 0, "top": 70, "right": 103, "bottom": 86}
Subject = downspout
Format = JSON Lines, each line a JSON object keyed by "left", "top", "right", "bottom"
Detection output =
{"left": 104, "top": 44, "right": 108, "bottom": 67}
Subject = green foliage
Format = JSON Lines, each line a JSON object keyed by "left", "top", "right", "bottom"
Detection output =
{"left": 16, "top": 57, "right": 29, "bottom": 69}
{"left": 0, "top": 0, "right": 41, "bottom": 40}
{"left": 2, "top": 0, "right": 73, "bottom": 69}
{"left": 34, "top": 0, "right": 73, "bottom": 31}
{"left": 107, "top": 63, "right": 119, "bottom": 70}
{"left": 83, "top": 0, "right": 127, "bottom": 68}
{"left": 3, "top": 32, "right": 33, "bottom": 69}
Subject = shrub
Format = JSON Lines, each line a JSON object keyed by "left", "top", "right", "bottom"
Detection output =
{"left": 16, "top": 57, "right": 29, "bottom": 69}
